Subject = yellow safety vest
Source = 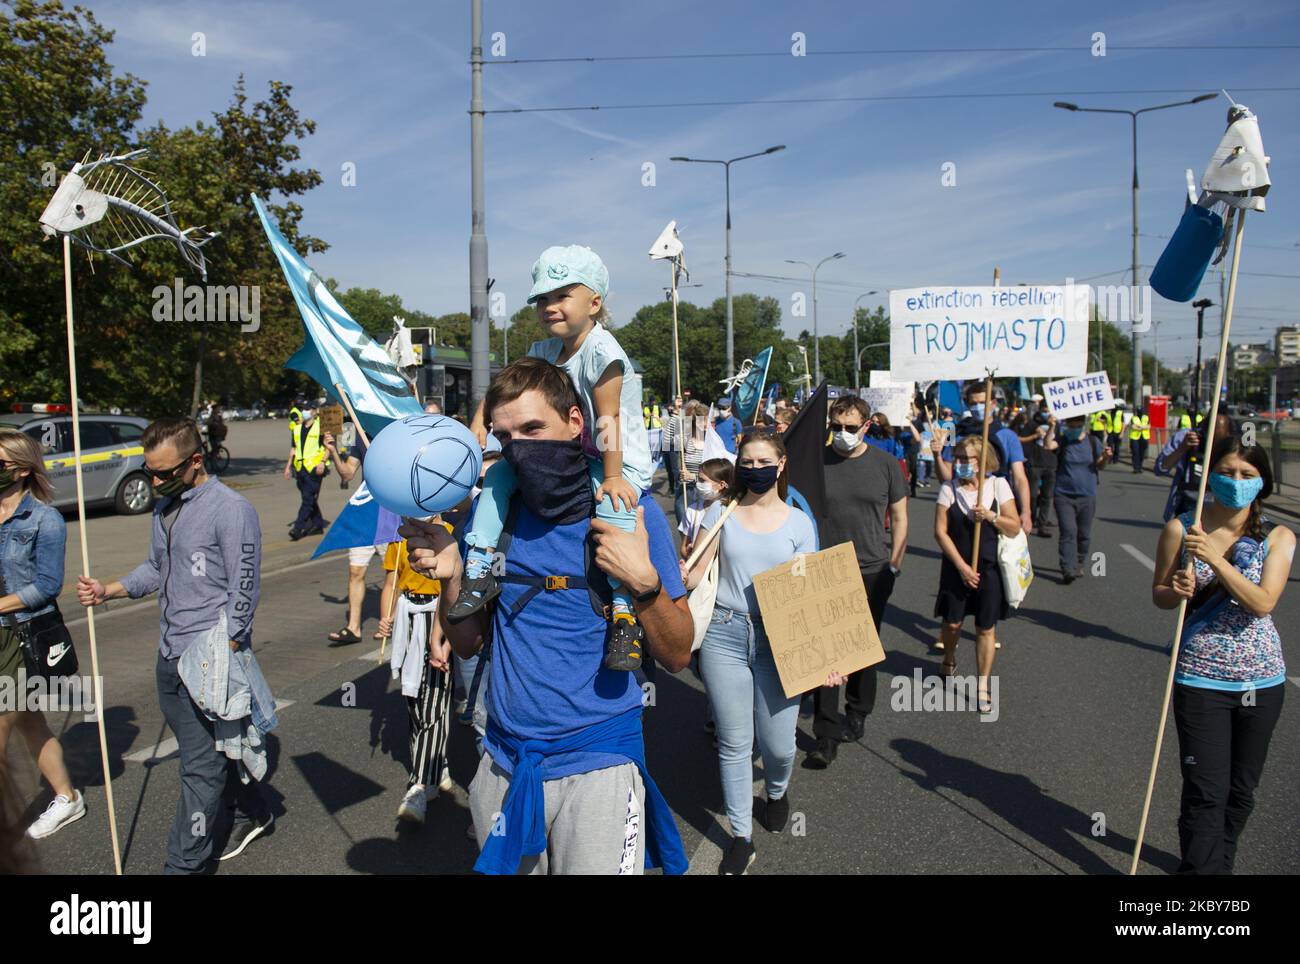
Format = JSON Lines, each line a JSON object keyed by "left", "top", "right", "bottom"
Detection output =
{"left": 1110, "top": 411, "right": 1124, "bottom": 434}
{"left": 1090, "top": 411, "right": 1108, "bottom": 433}
{"left": 643, "top": 405, "right": 662, "bottom": 429}
{"left": 1128, "top": 414, "right": 1150, "bottom": 441}
{"left": 289, "top": 406, "right": 302, "bottom": 426}
{"left": 1179, "top": 413, "right": 1191, "bottom": 429}
{"left": 292, "top": 418, "right": 325, "bottom": 471}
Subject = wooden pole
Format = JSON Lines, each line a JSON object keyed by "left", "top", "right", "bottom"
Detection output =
{"left": 968, "top": 267, "right": 1000, "bottom": 570}
{"left": 684, "top": 500, "right": 739, "bottom": 572}
{"left": 332, "top": 384, "right": 372, "bottom": 448}
{"left": 62, "top": 236, "right": 123, "bottom": 875}
{"left": 1130, "top": 210, "right": 1247, "bottom": 875}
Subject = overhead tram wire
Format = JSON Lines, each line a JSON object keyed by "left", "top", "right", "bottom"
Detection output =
{"left": 481, "top": 44, "right": 1300, "bottom": 66}
{"left": 480, "top": 87, "right": 1300, "bottom": 114}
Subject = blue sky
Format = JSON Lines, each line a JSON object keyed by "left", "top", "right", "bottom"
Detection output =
{"left": 89, "top": 0, "right": 1299, "bottom": 366}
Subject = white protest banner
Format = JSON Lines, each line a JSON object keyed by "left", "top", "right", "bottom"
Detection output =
{"left": 869, "top": 369, "right": 914, "bottom": 394}
{"left": 1042, "top": 371, "right": 1115, "bottom": 420}
{"left": 859, "top": 386, "right": 911, "bottom": 425}
{"left": 889, "top": 284, "right": 1090, "bottom": 380}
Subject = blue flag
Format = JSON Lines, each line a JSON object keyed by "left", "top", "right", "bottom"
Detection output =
{"left": 312, "top": 482, "right": 404, "bottom": 559}
{"left": 252, "top": 195, "right": 423, "bottom": 441}
{"left": 732, "top": 346, "right": 773, "bottom": 426}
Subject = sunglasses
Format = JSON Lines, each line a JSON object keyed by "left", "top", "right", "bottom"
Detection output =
{"left": 148, "top": 450, "right": 199, "bottom": 481}
{"left": 828, "top": 422, "right": 863, "bottom": 433}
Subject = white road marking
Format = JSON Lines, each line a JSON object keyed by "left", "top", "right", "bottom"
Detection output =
{"left": 124, "top": 699, "right": 295, "bottom": 762}
{"left": 1121, "top": 543, "right": 1156, "bottom": 572}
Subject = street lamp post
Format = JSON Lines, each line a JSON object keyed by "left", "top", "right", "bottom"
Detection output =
{"left": 851, "top": 290, "right": 878, "bottom": 391}
{"left": 786, "top": 251, "right": 845, "bottom": 386}
{"left": 857, "top": 341, "right": 889, "bottom": 374}
{"left": 670, "top": 145, "right": 785, "bottom": 378}
{"left": 1054, "top": 93, "right": 1216, "bottom": 408}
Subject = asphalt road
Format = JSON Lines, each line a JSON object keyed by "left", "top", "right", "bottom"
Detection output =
{"left": 14, "top": 420, "right": 1300, "bottom": 874}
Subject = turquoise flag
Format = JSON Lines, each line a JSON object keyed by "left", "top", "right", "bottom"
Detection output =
{"left": 253, "top": 195, "right": 422, "bottom": 441}
{"left": 733, "top": 346, "right": 773, "bottom": 425}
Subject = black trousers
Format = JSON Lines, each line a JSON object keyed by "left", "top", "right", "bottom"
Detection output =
{"left": 1173, "top": 682, "right": 1284, "bottom": 875}
{"left": 1026, "top": 463, "right": 1056, "bottom": 529}
{"left": 294, "top": 467, "right": 324, "bottom": 530}
{"left": 813, "top": 567, "right": 895, "bottom": 740}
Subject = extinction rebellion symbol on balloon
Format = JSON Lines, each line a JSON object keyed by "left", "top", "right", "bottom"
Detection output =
{"left": 406, "top": 416, "right": 479, "bottom": 512}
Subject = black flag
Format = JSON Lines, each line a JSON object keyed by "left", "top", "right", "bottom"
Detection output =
{"left": 781, "top": 381, "right": 829, "bottom": 526}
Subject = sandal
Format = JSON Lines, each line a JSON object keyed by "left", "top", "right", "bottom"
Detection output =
{"left": 977, "top": 683, "right": 994, "bottom": 714}
{"left": 328, "top": 627, "right": 361, "bottom": 644}
{"left": 940, "top": 656, "right": 957, "bottom": 678}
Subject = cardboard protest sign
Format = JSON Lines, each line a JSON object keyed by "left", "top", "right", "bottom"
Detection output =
{"left": 752, "top": 542, "right": 885, "bottom": 698}
{"left": 319, "top": 404, "right": 344, "bottom": 439}
{"left": 889, "top": 285, "right": 1090, "bottom": 380}
{"left": 1042, "top": 371, "right": 1114, "bottom": 420}
{"left": 859, "top": 386, "right": 911, "bottom": 425}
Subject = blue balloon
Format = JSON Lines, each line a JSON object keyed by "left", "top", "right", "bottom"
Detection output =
{"left": 365, "top": 414, "right": 482, "bottom": 517}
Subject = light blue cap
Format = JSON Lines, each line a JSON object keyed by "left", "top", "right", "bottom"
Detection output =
{"left": 527, "top": 245, "right": 609, "bottom": 304}
{"left": 483, "top": 433, "right": 502, "bottom": 455}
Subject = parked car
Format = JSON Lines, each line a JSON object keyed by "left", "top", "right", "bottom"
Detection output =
{"left": 1, "top": 407, "right": 154, "bottom": 515}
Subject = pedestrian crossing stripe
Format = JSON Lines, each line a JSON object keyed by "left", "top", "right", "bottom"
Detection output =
{"left": 43, "top": 445, "right": 145, "bottom": 470}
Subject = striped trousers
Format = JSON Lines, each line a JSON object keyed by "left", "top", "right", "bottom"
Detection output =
{"left": 405, "top": 610, "right": 453, "bottom": 790}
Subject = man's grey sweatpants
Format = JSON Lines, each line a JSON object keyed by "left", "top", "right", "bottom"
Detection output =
{"left": 469, "top": 752, "right": 645, "bottom": 875}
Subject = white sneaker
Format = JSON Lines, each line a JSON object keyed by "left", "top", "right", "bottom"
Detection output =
{"left": 437, "top": 771, "right": 455, "bottom": 793}
{"left": 27, "top": 790, "right": 86, "bottom": 840}
{"left": 398, "top": 785, "right": 427, "bottom": 824}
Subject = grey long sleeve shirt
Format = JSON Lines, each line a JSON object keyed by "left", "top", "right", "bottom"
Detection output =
{"left": 120, "top": 478, "right": 261, "bottom": 659}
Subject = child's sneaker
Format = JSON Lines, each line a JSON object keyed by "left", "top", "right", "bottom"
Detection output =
{"left": 603, "top": 613, "right": 645, "bottom": 672}
{"left": 446, "top": 571, "right": 500, "bottom": 624}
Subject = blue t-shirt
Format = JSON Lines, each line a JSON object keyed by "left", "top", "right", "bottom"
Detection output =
{"left": 702, "top": 500, "right": 817, "bottom": 614}
{"left": 943, "top": 425, "right": 1024, "bottom": 479}
{"left": 1055, "top": 435, "right": 1101, "bottom": 498}
{"left": 713, "top": 415, "right": 742, "bottom": 454}
{"left": 482, "top": 492, "right": 686, "bottom": 780}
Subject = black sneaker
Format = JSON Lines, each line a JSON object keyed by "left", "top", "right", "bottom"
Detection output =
{"left": 806, "top": 738, "right": 838, "bottom": 769}
{"left": 288, "top": 529, "right": 304, "bottom": 541}
{"left": 445, "top": 571, "right": 501, "bottom": 624}
{"left": 603, "top": 614, "right": 644, "bottom": 672}
{"left": 843, "top": 709, "right": 866, "bottom": 742}
{"left": 719, "top": 836, "right": 756, "bottom": 875}
{"left": 764, "top": 795, "right": 790, "bottom": 833}
{"left": 220, "top": 812, "right": 273, "bottom": 861}
{"left": 1062, "top": 571, "right": 1077, "bottom": 585}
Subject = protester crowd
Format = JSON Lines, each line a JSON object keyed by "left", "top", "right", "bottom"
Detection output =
{"left": 1, "top": 245, "right": 1289, "bottom": 877}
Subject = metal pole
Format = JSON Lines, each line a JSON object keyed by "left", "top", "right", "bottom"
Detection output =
{"left": 812, "top": 263, "right": 820, "bottom": 386}
{"left": 724, "top": 162, "right": 734, "bottom": 379}
{"left": 852, "top": 314, "right": 859, "bottom": 392}
{"left": 1131, "top": 112, "right": 1143, "bottom": 409}
{"left": 468, "top": 0, "right": 490, "bottom": 411}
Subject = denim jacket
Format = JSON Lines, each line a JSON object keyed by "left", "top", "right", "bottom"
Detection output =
{"left": 177, "top": 611, "right": 278, "bottom": 782}
{"left": 0, "top": 493, "right": 66, "bottom": 628}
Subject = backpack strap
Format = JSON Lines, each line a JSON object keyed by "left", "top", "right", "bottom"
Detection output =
{"left": 464, "top": 495, "right": 523, "bottom": 718}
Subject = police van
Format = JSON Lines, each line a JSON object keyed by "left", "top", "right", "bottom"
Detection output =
{"left": 1, "top": 404, "right": 154, "bottom": 515}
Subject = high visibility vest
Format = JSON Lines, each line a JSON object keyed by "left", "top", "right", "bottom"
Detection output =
{"left": 292, "top": 418, "right": 325, "bottom": 471}
{"left": 1110, "top": 411, "right": 1125, "bottom": 434}
{"left": 1128, "top": 414, "right": 1150, "bottom": 441}
{"left": 643, "top": 404, "right": 662, "bottom": 429}
{"left": 1090, "top": 411, "right": 1108, "bottom": 433}
{"left": 1179, "top": 413, "right": 1191, "bottom": 429}
{"left": 289, "top": 405, "right": 302, "bottom": 425}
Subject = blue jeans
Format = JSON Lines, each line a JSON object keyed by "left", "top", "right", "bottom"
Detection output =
{"left": 699, "top": 605, "right": 799, "bottom": 839}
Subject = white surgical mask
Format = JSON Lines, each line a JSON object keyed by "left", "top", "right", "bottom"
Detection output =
{"left": 832, "top": 430, "right": 861, "bottom": 453}
{"left": 696, "top": 481, "right": 719, "bottom": 502}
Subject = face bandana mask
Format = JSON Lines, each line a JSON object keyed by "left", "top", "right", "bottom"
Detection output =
{"left": 832, "top": 431, "right": 861, "bottom": 453}
{"left": 737, "top": 464, "right": 779, "bottom": 494}
{"left": 502, "top": 437, "right": 594, "bottom": 524}
{"left": 1208, "top": 473, "right": 1264, "bottom": 509}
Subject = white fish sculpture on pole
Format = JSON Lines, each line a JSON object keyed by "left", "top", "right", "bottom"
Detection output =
{"left": 38, "top": 148, "right": 216, "bottom": 876}
{"left": 39, "top": 148, "right": 217, "bottom": 279}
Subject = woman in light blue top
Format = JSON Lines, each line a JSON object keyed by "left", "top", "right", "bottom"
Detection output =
{"left": 683, "top": 432, "right": 826, "bottom": 875}
{"left": 1152, "top": 437, "right": 1292, "bottom": 874}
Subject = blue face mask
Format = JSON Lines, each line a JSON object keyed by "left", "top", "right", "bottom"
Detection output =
{"left": 954, "top": 462, "right": 976, "bottom": 480}
{"left": 1061, "top": 426, "right": 1085, "bottom": 442}
{"left": 968, "top": 403, "right": 985, "bottom": 421}
{"left": 1208, "top": 473, "right": 1263, "bottom": 509}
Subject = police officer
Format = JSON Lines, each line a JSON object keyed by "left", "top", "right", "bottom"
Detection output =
{"left": 1128, "top": 407, "right": 1151, "bottom": 473}
{"left": 284, "top": 404, "right": 327, "bottom": 539}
